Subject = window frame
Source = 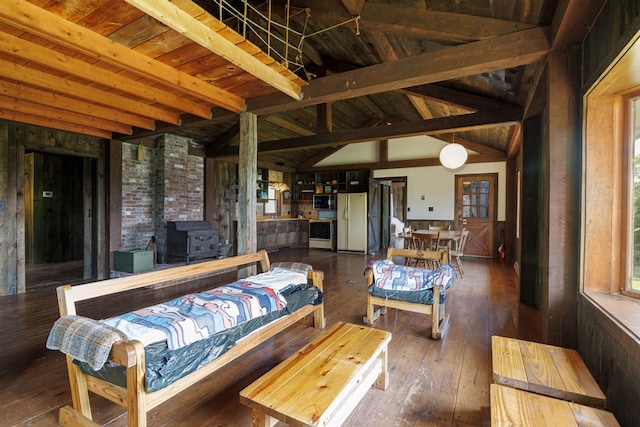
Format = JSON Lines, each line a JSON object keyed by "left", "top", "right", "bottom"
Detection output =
{"left": 624, "top": 95, "right": 640, "bottom": 298}
{"left": 582, "top": 31, "right": 640, "bottom": 328}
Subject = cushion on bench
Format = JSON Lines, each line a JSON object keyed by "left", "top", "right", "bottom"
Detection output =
{"left": 368, "top": 259, "right": 456, "bottom": 292}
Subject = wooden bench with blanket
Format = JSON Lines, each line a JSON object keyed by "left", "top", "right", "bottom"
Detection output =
{"left": 364, "top": 248, "right": 454, "bottom": 339}
{"left": 47, "top": 250, "right": 325, "bottom": 427}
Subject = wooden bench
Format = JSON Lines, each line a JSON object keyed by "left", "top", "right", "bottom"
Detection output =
{"left": 491, "top": 335, "right": 606, "bottom": 408}
{"left": 54, "top": 251, "right": 325, "bottom": 427}
{"left": 491, "top": 384, "right": 619, "bottom": 426}
{"left": 240, "top": 322, "right": 392, "bottom": 427}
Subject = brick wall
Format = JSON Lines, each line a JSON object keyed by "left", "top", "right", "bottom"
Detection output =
{"left": 121, "top": 142, "right": 156, "bottom": 250}
{"left": 120, "top": 135, "right": 204, "bottom": 262}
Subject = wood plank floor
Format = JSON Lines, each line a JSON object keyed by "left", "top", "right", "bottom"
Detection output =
{"left": 0, "top": 248, "right": 541, "bottom": 426}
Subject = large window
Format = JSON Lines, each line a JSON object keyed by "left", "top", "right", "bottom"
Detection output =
{"left": 583, "top": 32, "right": 640, "bottom": 313}
{"left": 629, "top": 97, "right": 640, "bottom": 294}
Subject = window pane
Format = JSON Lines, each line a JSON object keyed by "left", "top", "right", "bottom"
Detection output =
{"left": 633, "top": 98, "right": 640, "bottom": 291}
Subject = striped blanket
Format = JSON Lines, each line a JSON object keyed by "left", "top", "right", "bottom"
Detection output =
{"left": 104, "top": 281, "right": 286, "bottom": 350}
{"left": 369, "top": 259, "right": 456, "bottom": 292}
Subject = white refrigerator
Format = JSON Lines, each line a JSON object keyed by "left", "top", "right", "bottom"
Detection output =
{"left": 337, "top": 192, "right": 368, "bottom": 252}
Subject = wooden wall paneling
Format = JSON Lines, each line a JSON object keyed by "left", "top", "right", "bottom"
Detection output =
{"left": 24, "top": 153, "right": 34, "bottom": 263}
{"left": 28, "top": 152, "right": 84, "bottom": 263}
{"left": 108, "top": 140, "right": 123, "bottom": 273}
{"left": 505, "top": 157, "right": 517, "bottom": 264}
{"left": 0, "top": 122, "right": 22, "bottom": 295}
{"left": 83, "top": 157, "right": 93, "bottom": 279}
{"left": 94, "top": 151, "right": 107, "bottom": 280}
{"left": 205, "top": 159, "right": 234, "bottom": 247}
{"left": 520, "top": 114, "right": 542, "bottom": 308}
{"left": 579, "top": 296, "right": 640, "bottom": 427}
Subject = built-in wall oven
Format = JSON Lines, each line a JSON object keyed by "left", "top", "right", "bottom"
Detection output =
{"left": 309, "top": 219, "right": 335, "bottom": 250}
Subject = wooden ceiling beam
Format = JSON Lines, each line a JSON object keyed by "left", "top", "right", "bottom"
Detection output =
{"left": 0, "top": 109, "right": 112, "bottom": 139}
{"left": 0, "top": 80, "right": 155, "bottom": 130}
{"left": 0, "top": 0, "right": 244, "bottom": 112}
{"left": 436, "top": 134, "right": 505, "bottom": 158}
{"left": 303, "top": 153, "right": 504, "bottom": 173}
{"left": 293, "top": 1, "right": 536, "bottom": 42}
{"left": 211, "top": 107, "right": 522, "bottom": 157}
{"left": 339, "top": 0, "right": 365, "bottom": 16}
{"left": 0, "top": 58, "right": 181, "bottom": 124}
{"left": 551, "top": 0, "right": 607, "bottom": 49}
{"left": 0, "top": 31, "right": 212, "bottom": 119}
{"left": 247, "top": 27, "right": 550, "bottom": 115}
{"left": 121, "top": 109, "right": 237, "bottom": 140}
{"left": 265, "top": 115, "right": 316, "bottom": 136}
{"left": 368, "top": 31, "right": 434, "bottom": 120}
{"left": 400, "top": 84, "right": 512, "bottom": 113}
{"left": 0, "top": 94, "right": 132, "bottom": 135}
{"left": 125, "top": 0, "right": 304, "bottom": 100}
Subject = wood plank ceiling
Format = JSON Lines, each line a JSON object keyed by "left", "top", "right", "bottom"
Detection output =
{"left": 0, "top": 0, "right": 604, "bottom": 172}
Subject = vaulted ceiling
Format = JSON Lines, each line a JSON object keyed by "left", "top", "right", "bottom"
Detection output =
{"left": 0, "top": 0, "right": 604, "bottom": 172}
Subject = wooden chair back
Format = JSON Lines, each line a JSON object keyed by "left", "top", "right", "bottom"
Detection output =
{"left": 388, "top": 247, "right": 449, "bottom": 269}
{"left": 411, "top": 233, "right": 433, "bottom": 251}
{"left": 428, "top": 225, "right": 451, "bottom": 231}
{"left": 452, "top": 230, "right": 470, "bottom": 256}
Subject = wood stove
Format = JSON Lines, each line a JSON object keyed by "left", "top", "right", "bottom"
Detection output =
{"left": 166, "top": 221, "right": 219, "bottom": 264}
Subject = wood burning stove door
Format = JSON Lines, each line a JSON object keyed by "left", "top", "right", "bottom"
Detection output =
{"left": 187, "top": 231, "right": 219, "bottom": 264}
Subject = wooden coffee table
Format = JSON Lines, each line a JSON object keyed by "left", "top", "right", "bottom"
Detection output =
{"left": 492, "top": 335, "right": 606, "bottom": 408}
{"left": 240, "top": 322, "right": 392, "bottom": 427}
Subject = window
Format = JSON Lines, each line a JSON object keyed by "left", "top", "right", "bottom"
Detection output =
{"left": 628, "top": 97, "right": 640, "bottom": 295}
{"left": 461, "top": 180, "right": 490, "bottom": 219}
{"left": 583, "top": 32, "right": 640, "bottom": 306}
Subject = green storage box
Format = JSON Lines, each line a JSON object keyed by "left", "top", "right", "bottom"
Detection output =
{"left": 114, "top": 249, "right": 154, "bottom": 273}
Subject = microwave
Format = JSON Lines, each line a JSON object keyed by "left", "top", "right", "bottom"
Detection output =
{"left": 313, "top": 194, "right": 336, "bottom": 210}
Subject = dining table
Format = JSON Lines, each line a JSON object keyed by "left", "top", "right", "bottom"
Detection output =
{"left": 413, "top": 230, "right": 462, "bottom": 251}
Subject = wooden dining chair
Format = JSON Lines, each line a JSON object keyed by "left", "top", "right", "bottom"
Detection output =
{"left": 402, "top": 226, "right": 414, "bottom": 251}
{"left": 429, "top": 225, "right": 451, "bottom": 251}
{"left": 451, "top": 230, "right": 470, "bottom": 278}
{"left": 411, "top": 232, "right": 441, "bottom": 268}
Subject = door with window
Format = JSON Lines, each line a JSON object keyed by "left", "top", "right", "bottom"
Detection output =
{"left": 455, "top": 174, "right": 497, "bottom": 258}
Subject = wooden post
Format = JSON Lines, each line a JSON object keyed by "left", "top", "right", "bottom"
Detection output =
{"left": 544, "top": 47, "right": 581, "bottom": 347}
{"left": 238, "top": 112, "right": 258, "bottom": 277}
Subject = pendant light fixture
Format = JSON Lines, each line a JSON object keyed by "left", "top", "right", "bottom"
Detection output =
{"left": 439, "top": 133, "right": 468, "bottom": 169}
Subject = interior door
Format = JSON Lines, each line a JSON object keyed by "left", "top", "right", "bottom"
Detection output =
{"left": 455, "top": 173, "right": 497, "bottom": 258}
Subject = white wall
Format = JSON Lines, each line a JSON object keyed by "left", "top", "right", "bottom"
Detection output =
{"left": 315, "top": 136, "right": 506, "bottom": 221}
{"left": 374, "top": 163, "right": 506, "bottom": 221}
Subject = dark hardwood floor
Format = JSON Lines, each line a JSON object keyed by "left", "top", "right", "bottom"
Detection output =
{"left": 1, "top": 248, "right": 540, "bottom": 426}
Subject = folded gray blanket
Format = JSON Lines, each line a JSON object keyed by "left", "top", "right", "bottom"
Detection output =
{"left": 46, "top": 315, "right": 128, "bottom": 370}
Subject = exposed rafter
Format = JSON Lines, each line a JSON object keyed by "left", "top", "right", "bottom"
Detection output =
{"left": 297, "top": 1, "right": 537, "bottom": 42}
{"left": 125, "top": 0, "right": 305, "bottom": 100}
{"left": 247, "top": 27, "right": 550, "bottom": 115}
{"left": 211, "top": 107, "right": 522, "bottom": 158}
{"left": 0, "top": 0, "right": 245, "bottom": 113}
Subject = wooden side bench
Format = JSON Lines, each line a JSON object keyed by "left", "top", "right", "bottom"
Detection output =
{"left": 491, "top": 384, "right": 619, "bottom": 426}
{"left": 240, "top": 322, "right": 392, "bottom": 427}
{"left": 491, "top": 335, "right": 606, "bottom": 408}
